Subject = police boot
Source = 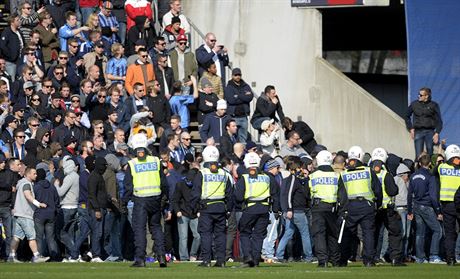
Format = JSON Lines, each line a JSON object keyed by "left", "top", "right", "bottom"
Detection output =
{"left": 131, "top": 260, "right": 146, "bottom": 268}
{"left": 317, "top": 262, "right": 328, "bottom": 268}
{"left": 198, "top": 261, "right": 211, "bottom": 267}
{"left": 364, "top": 261, "right": 376, "bottom": 267}
{"left": 240, "top": 257, "right": 255, "bottom": 268}
{"left": 391, "top": 259, "right": 407, "bottom": 267}
{"left": 158, "top": 255, "right": 167, "bottom": 268}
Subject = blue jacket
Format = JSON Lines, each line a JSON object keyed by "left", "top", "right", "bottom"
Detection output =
{"left": 33, "top": 180, "right": 60, "bottom": 221}
{"left": 199, "top": 112, "right": 231, "bottom": 144}
{"left": 224, "top": 79, "right": 254, "bottom": 117}
{"left": 196, "top": 44, "right": 229, "bottom": 86}
{"left": 407, "top": 167, "right": 441, "bottom": 215}
{"left": 0, "top": 27, "right": 24, "bottom": 64}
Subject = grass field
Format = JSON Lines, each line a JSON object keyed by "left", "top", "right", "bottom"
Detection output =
{"left": 0, "top": 262, "right": 459, "bottom": 279}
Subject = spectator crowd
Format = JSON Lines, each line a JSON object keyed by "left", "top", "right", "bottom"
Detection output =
{"left": 0, "top": 0, "right": 459, "bottom": 267}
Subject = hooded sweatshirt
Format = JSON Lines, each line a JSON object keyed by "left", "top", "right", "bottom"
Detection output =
{"left": 88, "top": 157, "right": 109, "bottom": 211}
{"left": 34, "top": 176, "right": 60, "bottom": 221}
{"left": 56, "top": 156, "right": 80, "bottom": 208}
{"left": 103, "top": 154, "right": 121, "bottom": 211}
{"left": 23, "top": 139, "right": 40, "bottom": 168}
{"left": 36, "top": 128, "right": 52, "bottom": 161}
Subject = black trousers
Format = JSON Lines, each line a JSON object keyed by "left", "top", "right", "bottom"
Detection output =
{"left": 442, "top": 202, "right": 460, "bottom": 261}
{"left": 374, "top": 208, "right": 403, "bottom": 261}
{"left": 239, "top": 212, "right": 269, "bottom": 264}
{"left": 311, "top": 208, "right": 340, "bottom": 265}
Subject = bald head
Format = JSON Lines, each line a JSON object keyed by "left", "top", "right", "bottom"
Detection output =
{"left": 205, "top": 32, "right": 217, "bottom": 48}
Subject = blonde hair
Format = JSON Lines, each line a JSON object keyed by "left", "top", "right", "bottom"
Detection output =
{"left": 86, "top": 13, "right": 100, "bottom": 31}
{"left": 111, "top": 43, "right": 123, "bottom": 56}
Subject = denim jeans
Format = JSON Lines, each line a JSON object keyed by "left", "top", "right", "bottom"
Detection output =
{"left": 5, "top": 61, "right": 16, "bottom": 82}
{"left": 0, "top": 207, "right": 13, "bottom": 258}
{"left": 71, "top": 207, "right": 91, "bottom": 259}
{"left": 177, "top": 216, "right": 200, "bottom": 260}
{"left": 117, "top": 22, "right": 127, "bottom": 45}
{"left": 234, "top": 116, "right": 249, "bottom": 144}
{"left": 89, "top": 209, "right": 105, "bottom": 258}
{"left": 104, "top": 211, "right": 122, "bottom": 258}
{"left": 262, "top": 212, "right": 278, "bottom": 259}
{"left": 413, "top": 204, "right": 442, "bottom": 260}
{"left": 58, "top": 208, "right": 78, "bottom": 258}
{"left": 276, "top": 211, "right": 313, "bottom": 260}
{"left": 34, "top": 218, "right": 59, "bottom": 260}
{"left": 414, "top": 129, "right": 435, "bottom": 158}
{"left": 397, "top": 207, "right": 412, "bottom": 258}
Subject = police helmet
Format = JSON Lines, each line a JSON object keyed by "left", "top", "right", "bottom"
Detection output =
{"left": 371, "top": 147, "right": 388, "bottom": 163}
{"left": 445, "top": 144, "right": 460, "bottom": 161}
{"left": 244, "top": 152, "right": 261, "bottom": 168}
{"left": 348, "top": 146, "right": 364, "bottom": 162}
{"left": 316, "top": 150, "right": 333, "bottom": 166}
{"left": 131, "top": 133, "right": 148, "bottom": 150}
{"left": 202, "top": 146, "right": 220, "bottom": 163}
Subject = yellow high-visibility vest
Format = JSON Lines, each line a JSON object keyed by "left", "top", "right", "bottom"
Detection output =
{"left": 242, "top": 174, "right": 270, "bottom": 207}
{"left": 201, "top": 168, "right": 226, "bottom": 202}
{"left": 128, "top": 156, "right": 161, "bottom": 197}
{"left": 308, "top": 170, "right": 339, "bottom": 203}
{"left": 341, "top": 167, "right": 374, "bottom": 202}
{"left": 438, "top": 163, "right": 460, "bottom": 202}
{"left": 376, "top": 170, "right": 392, "bottom": 208}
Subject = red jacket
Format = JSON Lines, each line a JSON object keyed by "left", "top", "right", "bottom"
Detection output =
{"left": 79, "top": 0, "right": 99, "bottom": 8}
{"left": 125, "top": 0, "right": 153, "bottom": 31}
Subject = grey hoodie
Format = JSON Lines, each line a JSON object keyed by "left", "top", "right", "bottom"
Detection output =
{"left": 56, "top": 156, "right": 80, "bottom": 208}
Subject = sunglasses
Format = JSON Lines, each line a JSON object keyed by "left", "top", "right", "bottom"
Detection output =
{"left": 70, "top": 45, "right": 78, "bottom": 48}
{"left": 55, "top": 72, "right": 64, "bottom": 75}
{"left": 98, "top": 95, "right": 106, "bottom": 98}
{"left": 71, "top": 99, "right": 80, "bottom": 103}
{"left": 43, "top": 85, "right": 52, "bottom": 88}
{"left": 178, "top": 42, "right": 187, "bottom": 45}
{"left": 182, "top": 138, "right": 191, "bottom": 141}
{"left": 141, "top": 55, "right": 148, "bottom": 58}
{"left": 19, "top": 109, "right": 25, "bottom": 113}
{"left": 31, "top": 124, "right": 40, "bottom": 127}
{"left": 210, "top": 39, "right": 216, "bottom": 42}
{"left": 160, "top": 43, "right": 166, "bottom": 46}
{"left": 32, "top": 98, "right": 40, "bottom": 101}
{"left": 44, "top": 134, "right": 50, "bottom": 137}
{"left": 26, "top": 52, "right": 35, "bottom": 56}
{"left": 16, "top": 135, "right": 25, "bottom": 138}
{"left": 58, "top": 57, "right": 68, "bottom": 60}
{"left": 26, "top": 73, "right": 33, "bottom": 76}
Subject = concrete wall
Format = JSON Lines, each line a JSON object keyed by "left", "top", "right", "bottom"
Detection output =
{"left": 183, "top": 0, "right": 415, "bottom": 158}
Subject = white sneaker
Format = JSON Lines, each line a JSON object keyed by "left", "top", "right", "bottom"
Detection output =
{"left": 67, "top": 258, "right": 78, "bottom": 263}
{"left": 91, "top": 257, "right": 104, "bottom": 263}
{"left": 7, "top": 256, "right": 22, "bottom": 263}
{"left": 32, "top": 255, "right": 50, "bottom": 263}
{"left": 189, "top": 256, "right": 197, "bottom": 262}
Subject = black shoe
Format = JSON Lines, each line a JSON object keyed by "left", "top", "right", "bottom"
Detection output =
{"left": 198, "top": 261, "right": 211, "bottom": 267}
{"left": 317, "top": 262, "right": 328, "bottom": 268}
{"left": 391, "top": 260, "right": 407, "bottom": 267}
{"left": 238, "top": 262, "right": 253, "bottom": 268}
{"left": 447, "top": 259, "right": 456, "bottom": 266}
{"left": 364, "top": 262, "right": 376, "bottom": 267}
{"left": 213, "top": 261, "right": 225, "bottom": 268}
{"left": 131, "top": 260, "right": 146, "bottom": 267}
{"left": 159, "top": 255, "right": 167, "bottom": 268}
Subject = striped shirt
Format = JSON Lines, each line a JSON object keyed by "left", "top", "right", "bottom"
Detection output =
{"left": 98, "top": 12, "right": 119, "bottom": 44}
{"left": 106, "top": 57, "right": 128, "bottom": 84}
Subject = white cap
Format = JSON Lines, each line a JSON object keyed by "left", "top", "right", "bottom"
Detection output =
{"left": 244, "top": 152, "right": 261, "bottom": 168}
{"left": 348, "top": 146, "right": 364, "bottom": 162}
{"left": 371, "top": 147, "right": 388, "bottom": 163}
{"left": 202, "top": 146, "right": 220, "bottom": 163}
{"left": 445, "top": 144, "right": 460, "bottom": 161}
{"left": 131, "top": 133, "right": 148, "bottom": 150}
{"left": 216, "top": 99, "right": 227, "bottom": 110}
{"left": 316, "top": 150, "right": 333, "bottom": 166}
{"left": 261, "top": 119, "right": 274, "bottom": 131}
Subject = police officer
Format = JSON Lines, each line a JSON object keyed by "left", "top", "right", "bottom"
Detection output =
{"left": 339, "top": 146, "right": 382, "bottom": 267}
{"left": 123, "top": 134, "right": 170, "bottom": 268}
{"left": 370, "top": 148, "right": 405, "bottom": 266}
{"left": 234, "top": 153, "right": 280, "bottom": 267}
{"left": 192, "top": 146, "right": 232, "bottom": 267}
{"left": 434, "top": 144, "right": 460, "bottom": 266}
{"left": 308, "top": 150, "right": 343, "bottom": 267}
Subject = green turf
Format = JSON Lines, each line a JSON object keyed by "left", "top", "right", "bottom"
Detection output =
{"left": 0, "top": 262, "right": 458, "bottom": 279}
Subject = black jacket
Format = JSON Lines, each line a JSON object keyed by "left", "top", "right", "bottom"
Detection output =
{"left": 285, "top": 121, "right": 317, "bottom": 154}
{"left": 281, "top": 174, "right": 310, "bottom": 212}
{"left": 87, "top": 157, "right": 109, "bottom": 211}
{"left": 85, "top": 91, "right": 111, "bottom": 122}
{"left": 0, "top": 168, "right": 20, "bottom": 208}
{"left": 0, "top": 27, "right": 23, "bottom": 63}
{"left": 405, "top": 99, "right": 443, "bottom": 133}
{"left": 197, "top": 92, "right": 218, "bottom": 124}
{"left": 173, "top": 168, "right": 200, "bottom": 218}
{"left": 33, "top": 179, "right": 60, "bottom": 221}
{"left": 154, "top": 67, "right": 174, "bottom": 97}
{"left": 224, "top": 79, "right": 253, "bottom": 117}
{"left": 219, "top": 132, "right": 237, "bottom": 159}
{"left": 126, "top": 16, "right": 156, "bottom": 56}
{"left": 251, "top": 94, "right": 285, "bottom": 125}
{"left": 52, "top": 123, "right": 85, "bottom": 147}
{"left": 146, "top": 95, "right": 171, "bottom": 126}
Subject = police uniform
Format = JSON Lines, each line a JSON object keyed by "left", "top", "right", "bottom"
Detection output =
{"left": 234, "top": 172, "right": 280, "bottom": 266}
{"left": 436, "top": 162, "right": 460, "bottom": 264}
{"left": 308, "top": 166, "right": 342, "bottom": 266}
{"left": 373, "top": 167, "right": 404, "bottom": 265}
{"left": 192, "top": 165, "right": 233, "bottom": 266}
{"left": 339, "top": 162, "right": 382, "bottom": 266}
{"left": 123, "top": 155, "right": 169, "bottom": 266}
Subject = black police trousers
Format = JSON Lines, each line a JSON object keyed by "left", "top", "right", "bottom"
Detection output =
{"left": 374, "top": 208, "right": 403, "bottom": 261}
{"left": 238, "top": 212, "right": 269, "bottom": 264}
{"left": 311, "top": 207, "right": 340, "bottom": 265}
{"left": 442, "top": 202, "right": 460, "bottom": 261}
